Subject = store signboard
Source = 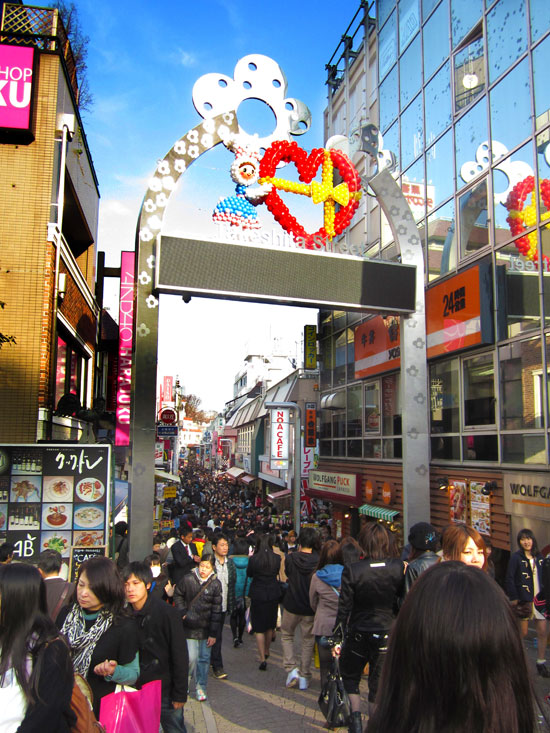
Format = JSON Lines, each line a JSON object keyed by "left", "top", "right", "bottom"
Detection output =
{"left": 0, "top": 44, "right": 35, "bottom": 139}
{"left": 270, "top": 408, "right": 289, "bottom": 470}
{"left": 116, "top": 252, "right": 135, "bottom": 446}
{"left": 355, "top": 315, "right": 401, "bottom": 378}
{"left": 426, "top": 264, "right": 493, "bottom": 358}
{"left": 304, "top": 325, "right": 317, "bottom": 370}
{"left": 503, "top": 471, "right": 550, "bottom": 521}
{"left": 0, "top": 444, "right": 111, "bottom": 562}
{"left": 308, "top": 470, "right": 360, "bottom": 505}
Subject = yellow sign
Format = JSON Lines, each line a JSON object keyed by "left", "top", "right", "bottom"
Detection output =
{"left": 164, "top": 485, "right": 177, "bottom": 499}
{"left": 304, "top": 325, "right": 317, "bottom": 370}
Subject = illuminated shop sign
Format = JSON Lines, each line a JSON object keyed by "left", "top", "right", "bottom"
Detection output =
{"left": 0, "top": 44, "right": 35, "bottom": 141}
{"left": 308, "top": 470, "right": 360, "bottom": 505}
{"left": 115, "top": 252, "right": 135, "bottom": 446}
{"left": 270, "top": 409, "right": 289, "bottom": 470}
{"left": 354, "top": 315, "right": 401, "bottom": 379}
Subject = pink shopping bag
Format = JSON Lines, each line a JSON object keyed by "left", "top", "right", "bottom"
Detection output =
{"left": 99, "top": 680, "right": 161, "bottom": 733}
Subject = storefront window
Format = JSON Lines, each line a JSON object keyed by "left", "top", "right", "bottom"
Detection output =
{"left": 400, "top": 35, "right": 422, "bottom": 109}
{"left": 423, "top": 0, "right": 449, "bottom": 80}
{"left": 459, "top": 178, "right": 489, "bottom": 259}
{"left": 334, "top": 331, "right": 347, "bottom": 387}
{"left": 333, "top": 409, "right": 346, "bottom": 439}
{"left": 320, "top": 408, "right": 332, "bottom": 439}
{"left": 462, "top": 434, "right": 498, "bottom": 461}
{"left": 364, "top": 439, "right": 382, "bottom": 458}
{"left": 425, "top": 63, "right": 451, "bottom": 146}
{"left": 463, "top": 353, "right": 495, "bottom": 427}
{"left": 348, "top": 384, "right": 362, "bottom": 437}
{"left": 499, "top": 337, "right": 543, "bottom": 430}
{"left": 454, "top": 36, "right": 485, "bottom": 113}
{"left": 364, "top": 382, "right": 381, "bottom": 434}
{"left": 382, "top": 373, "right": 401, "bottom": 434}
{"left": 320, "top": 337, "right": 333, "bottom": 389}
{"left": 490, "top": 59, "right": 531, "bottom": 152}
{"left": 431, "top": 434, "right": 461, "bottom": 459}
{"left": 495, "top": 244, "right": 541, "bottom": 339}
{"left": 501, "top": 434, "right": 546, "bottom": 464}
{"left": 54, "top": 337, "right": 67, "bottom": 408}
{"left": 430, "top": 358, "right": 460, "bottom": 432}
{"left": 54, "top": 334, "right": 89, "bottom": 412}
{"left": 487, "top": 0, "right": 526, "bottom": 84}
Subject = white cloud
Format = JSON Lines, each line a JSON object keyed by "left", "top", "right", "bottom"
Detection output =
{"left": 173, "top": 49, "right": 198, "bottom": 68}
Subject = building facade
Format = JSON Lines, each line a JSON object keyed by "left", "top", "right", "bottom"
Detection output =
{"left": 320, "top": 0, "right": 550, "bottom": 555}
{"left": 0, "top": 3, "right": 101, "bottom": 443}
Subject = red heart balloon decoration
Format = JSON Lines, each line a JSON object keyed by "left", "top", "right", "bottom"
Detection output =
{"left": 259, "top": 140, "right": 361, "bottom": 249}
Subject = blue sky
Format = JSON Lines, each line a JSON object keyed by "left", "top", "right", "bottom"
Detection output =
{"left": 75, "top": 0, "right": 363, "bottom": 411}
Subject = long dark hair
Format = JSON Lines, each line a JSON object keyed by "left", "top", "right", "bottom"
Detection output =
{"left": 76, "top": 556, "right": 126, "bottom": 616}
{"left": 357, "top": 523, "right": 398, "bottom": 560}
{"left": 0, "top": 564, "right": 65, "bottom": 704}
{"left": 367, "top": 562, "right": 546, "bottom": 733}
{"left": 251, "top": 533, "right": 280, "bottom": 574}
{"left": 517, "top": 528, "right": 540, "bottom": 556}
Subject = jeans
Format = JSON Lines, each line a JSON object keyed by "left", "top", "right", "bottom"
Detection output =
{"left": 281, "top": 609, "right": 315, "bottom": 679}
{"left": 210, "top": 611, "right": 226, "bottom": 670}
{"left": 187, "top": 638, "right": 211, "bottom": 691}
{"left": 160, "top": 697, "right": 187, "bottom": 733}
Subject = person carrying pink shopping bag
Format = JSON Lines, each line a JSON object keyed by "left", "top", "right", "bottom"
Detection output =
{"left": 99, "top": 679, "right": 161, "bottom": 732}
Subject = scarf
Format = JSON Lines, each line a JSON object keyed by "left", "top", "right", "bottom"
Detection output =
{"left": 61, "top": 604, "right": 113, "bottom": 676}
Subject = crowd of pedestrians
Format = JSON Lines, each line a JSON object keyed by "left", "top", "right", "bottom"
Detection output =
{"left": 0, "top": 464, "right": 549, "bottom": 731}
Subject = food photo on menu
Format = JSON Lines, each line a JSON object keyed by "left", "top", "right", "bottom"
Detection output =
{"left": 10, "top": 477, "right": 41, "bottom": 502}
{"left": 41, "top": 531, "right": 71, "bottom": 557}
{"left": 73, "top": 504, "right": 104, "bottom": 530}
{"left": 74, "top": 477, "right": 105, "bottom": 502}
{"left": 42, "top": 503, "right": 71, "bottom": 531}
{"left": 0, "top": 504, "right": 6, "bottom": 531}
{"left": 42, "top": 476, "right": 74, "bottom": 503}
{"left": 73, "top": 530, "right": 105, "bottom": 547}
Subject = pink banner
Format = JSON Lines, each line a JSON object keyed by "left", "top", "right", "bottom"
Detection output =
{"left": 115, "top": 252, "right": 135, "bottom": 446}
{"left": 0, "top": 45, "right": 34, "bottom": 130}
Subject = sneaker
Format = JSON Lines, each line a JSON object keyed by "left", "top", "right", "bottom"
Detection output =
{"left": 233, "top": 637, "right": 240, "bottom": 648}
{"left": 298, "top": 675, "right": 309, "bottom": 690}
{"left": 196, "top": 688, "right": 207, "bottom": 702}
{"left": 212, "top": 667, "right": 228, "bottom": 679}
{"left": 286, "top": 667, "right": 300, "bottom": 688}
{"left": 537, "top": 662, "right": 550, "bottom": 678}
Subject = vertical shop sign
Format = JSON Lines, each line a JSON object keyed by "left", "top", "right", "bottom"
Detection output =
{"left": 116, "top": 252, "right": 135, "bottom": 446}
{"left": 270, "top": 409, "right": 289, "bottom": 470}
{"left": 163, "top": 375, "right": 174, "bottom": 405}
{"left": 305, "top": 402, "right": 316, "bottom": 447}
{"left": 304, "top": 325, "right": 317, "bottom": 370}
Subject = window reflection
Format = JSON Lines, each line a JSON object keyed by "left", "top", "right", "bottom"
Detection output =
{"left": 455, "top": 100, "right": 487, "bottom": 190}
{"left": 382, "top": 374, "right": 401, "bottom": 435}
{"left": 463, "top": 353, "right": 495, "bottom": 427}
{"left": 430, "top": 358, "right": 460, "bottom": 432}
{"left": 382, "top": 121, "right": 400, "bottom": 169}
{"left": 463, "top": 434, "right": 498, "bottom": 461}
{"left": 380, "top": 66, "right": 398, "bottom": 132}
{"left": 492, "top": 141, "right": 534, "bottom": 233}
{"left": 379, "top": 9, "right": 397, "bottom": 80}
{"left": 451, "top": 0, "right": 482, "bottom": 48}
{"left": 423, "top": 0, "right": 449, "bottom": 80}
{"left": 402, "top": 158, "right": 426, "bottom": 222}
{"left": 364, "top": 382, "right": 381, "bottom": 434}
{"left": 454, "top": 37, "right": 485, "bottom": 113}
{"left": 533, "top": 35, "right": 550, "bottom": 131}
{"left": 379, "top": 0, "right": 397, "bottom": 28}
{"left": 428, "top": 199, "right": 456, "bottom": 279}
{"left": 459, "top": 178, "right": 489, "bottom": 259}
{"left": 425, "top": 62, "right": 451, "bottom": 144}
{"left": 530, "top": 0, "right": 550, "bottom": 44}
{"left": 348, "top": 384, "right": 362, "bottom": 437}
{"left": 495, "top": 244, "right": 541, "bottom": 338}
{"left": 427, "top": 128, "right": 453, "bottom": 210}
{"left": 501, "top": 434, "right": 546, "bottom": 464}
{"left": 487, "top": 0, "right": 527, "bottom": 83}
{"left": 399, "top": 0, "right": 420, "bottom": 53}
{"left": 422, "top": 0, "right": 439, "bottom": 20}
{"left": 499, "top": 337, "right": 542, "bottom": 430}
{"left": 400, "top": 35, "right": 422, "bottom": 109}
{"left": 400, "top": 93, "right": 423, "bottom": 169}
{"left": 490, "top": 59, "right": 531, "bottom": 151}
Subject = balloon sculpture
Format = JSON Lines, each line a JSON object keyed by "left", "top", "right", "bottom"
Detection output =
{"left": 505, "top": 175, "right": 550, "bottom": 268}
{"left": 213, "top": 137, "right": 362, "bottom": 249}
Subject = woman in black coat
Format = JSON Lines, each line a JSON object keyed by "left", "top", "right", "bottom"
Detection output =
{"left": 505, "top": 528, "right": 549, "bottom": 677}
{"left": 333, "top": 523, "right": 405, "bottom": 733}
{"left": 247, "top": 533, "right": 282, "bottom": 670}
{"left": 174, "top": 553, "right": 221, "bottom": 701}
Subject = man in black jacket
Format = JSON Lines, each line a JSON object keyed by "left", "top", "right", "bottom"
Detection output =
{"left": 124, "top": 562, "right": 188, "bottom": 733}
{"left": 170, "top": 523, "right": 200, "bottom": 584}
{"left": 281, "top": 527, "right": 320, "bottom": 690}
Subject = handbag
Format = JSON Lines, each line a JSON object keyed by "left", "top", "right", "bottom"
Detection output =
{"left": 514, "top": 600, "right": 533, "bottom": 619}
{"left": 71, "top": 674, "right": 105, "bottom": 733}
{"left": 245, "top": 605, "right": 253, "bottom": 634}
{"left": 318, "top": 658, "right": 351, "bottom": 729}
{"left": 99, "top": 679, "right": 161, "bottom": 733}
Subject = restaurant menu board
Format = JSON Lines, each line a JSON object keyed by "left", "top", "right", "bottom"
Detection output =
{"left": 469, "top": 481, "right": 491, "bottom": 536}
{"left": 0, "top": 444, "right": 111, "bottom": 561}
{"left": 449, "top": 480, "right": 467, "bottom": 523}
{"left": 69, "top": 545, "right": 107, "bottom": 583}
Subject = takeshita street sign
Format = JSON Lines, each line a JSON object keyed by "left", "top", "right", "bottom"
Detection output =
{"left": 128, "top": 54, "right": 430, "bottom": 561}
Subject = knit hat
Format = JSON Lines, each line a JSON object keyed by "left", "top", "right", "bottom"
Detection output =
{"left": 408, "top": 522, "right": 438, "bottom": 551}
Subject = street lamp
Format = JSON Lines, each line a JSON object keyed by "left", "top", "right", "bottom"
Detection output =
{"left": 265, "top": 401, "right": 302, "bottom": 534}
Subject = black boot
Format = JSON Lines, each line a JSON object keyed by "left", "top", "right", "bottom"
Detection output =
{"left": 348, "top": 711, "right": 362, "bottom": 733}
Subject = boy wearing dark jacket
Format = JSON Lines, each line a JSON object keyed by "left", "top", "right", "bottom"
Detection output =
{"left": 281, "top": 527, "right": 320, "bottom": 690}
{"left": 124, "top": 562, "right": 188, "bottom": 733}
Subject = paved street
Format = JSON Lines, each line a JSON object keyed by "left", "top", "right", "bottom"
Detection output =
{"left": 183, "top": 621, "right": 368, "bottom": 732}
{"left": 182, "top": 620, "right": 550, "bottom": 732}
